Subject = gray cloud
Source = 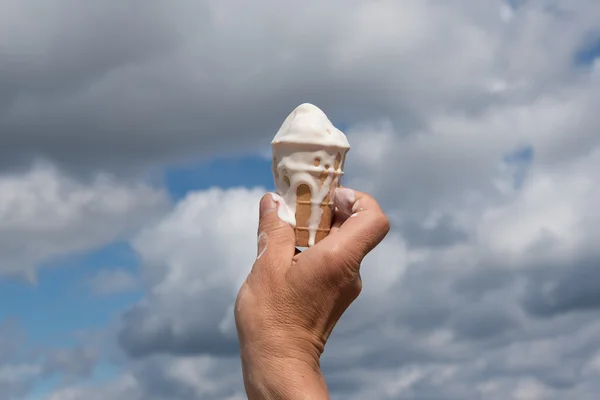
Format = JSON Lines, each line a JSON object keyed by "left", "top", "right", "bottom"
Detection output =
{"left": 0, "top": 163, "right": 168, "bottom": 279}
{"left": 0, "top": 319, "right": 101, "bottom": 400}
{"left": 118, "top": 287, "right": 239, "bottom": 358}
{"left": 86, "top": 269, "right": 139, "bottom": 296}
{"left": 0, "top": 320, "right": 39, "bottom": 400}
{"left": 103, "top": 175, "right": 600, "bottom": 399}
{"left": 43, "top": 347, "right": 99, "bottom": 381}
{"left": 4, "top": 0, "right": 599, "bottom": 176}
{"left": 400, "top": 215, "right": 470, "bottom": 248}
{"left": 522, "top": 258, "right": 600, "bottom": 318}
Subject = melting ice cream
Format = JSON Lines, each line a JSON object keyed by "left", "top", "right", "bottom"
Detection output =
{"left": 271, "top": 103, "right": 350, "bottom": 247}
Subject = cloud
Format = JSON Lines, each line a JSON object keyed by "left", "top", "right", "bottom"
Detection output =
{"left": 46, "top": 356, "right": 245, "bottom": 400}
{"left": 0, "top": 363, "right": 42, "bottom": 400}
{"left": 46, "top": 374, "right": 140, "bottom": 400}
{"left": 0, "top": 319, "right": 100, "bottom": 400}
{"left": 4, "top": 0, "right": 600, "bottom": 399}
{"left": 0, "top": 162, "right": 169, "bottom": 280}
{"left": 86, "top": 269, "right": 139, "bottom": 296}
{"left": 118, "top": 187, "right": 263, "bottom": 358}
{"left": 3, "top": 0, "right": 599, "bottom": 174}
{"left": 42, "top": 347, "right": 99, "bottom": 381}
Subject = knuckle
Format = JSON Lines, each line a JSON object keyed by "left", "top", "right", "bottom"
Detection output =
{"left": 260, "top": 218, "right": 290, "bottom": 238}
{"left": 359, "top": 193, "right": 389, "bottom": 229}
{"left": 257, "top": 258, "right": 282, "bottom": 281}
{"left": 249, "top": 258, "right": 282, "bottom": 289}
{"left": 323, "top": 243, "right": 357, "bottom": 271}
{"left": 375, "top": 212, "right": 391, "bottom": 234}
{"left": 321, "top": 244, "right": 362, "bottom": 284}
{"left": 258, "top": 216, "right": 277, "bottom": 233}
{"left": 363, "top": 213, "right": 390, "bottom": 248}
{"left": 350, "top": 278, "right": 363, "bottom": 298}
{"left": 323, "top": 243, "right": 343, "bottom": 264}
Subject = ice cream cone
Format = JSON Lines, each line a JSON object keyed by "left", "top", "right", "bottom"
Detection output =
{"left": 270, "top": 103, "right": 350, "bottom": 247}
{"left": 293, "top": 153, "right": 345, "bottom": 247}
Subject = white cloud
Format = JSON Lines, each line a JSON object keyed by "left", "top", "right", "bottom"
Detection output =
{"left": 0, "top": 163, "right": 168, "bottom": 280}
{"left": 118, "top": 187, "right": 263, "bottom": 357}
{"left": 45, "top": 356, "right": 245, "bottom": 400}
{"left": 476, "top": 149, "right": 600, "bottom": 268}
{"left": 46, "top": 374, "right": 140, "bottom": 400}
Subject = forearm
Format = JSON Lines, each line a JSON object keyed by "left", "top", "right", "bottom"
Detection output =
{"left": 240, "top": 353, "right": 329, "bottom": 400}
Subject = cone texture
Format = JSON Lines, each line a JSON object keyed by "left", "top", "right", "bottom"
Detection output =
{"left": 294, "top": 168, "right": 342, "bottom": 247}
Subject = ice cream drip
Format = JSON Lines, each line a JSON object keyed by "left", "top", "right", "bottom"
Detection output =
{"left": 271, "top": 103, "right": 350, "bottom": 246}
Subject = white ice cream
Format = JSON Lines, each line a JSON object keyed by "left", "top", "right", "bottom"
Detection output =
{"left": 271, "top": 103, "right": 350, "bottom": 246}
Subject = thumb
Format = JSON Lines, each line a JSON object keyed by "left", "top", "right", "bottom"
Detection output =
{"left": 256, "top": 193, "right": 296, "bottom": 265}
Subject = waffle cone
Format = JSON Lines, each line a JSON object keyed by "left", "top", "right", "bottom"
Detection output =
{"left": 294, "top": 170, "right": 341, "bottom": 247}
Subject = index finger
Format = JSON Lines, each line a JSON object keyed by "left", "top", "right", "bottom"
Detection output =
{"left": 307, "top": 188, "right": 390, "bottom": 273}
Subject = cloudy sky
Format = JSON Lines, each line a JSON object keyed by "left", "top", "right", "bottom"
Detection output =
{"left": 2, "top": 0, "right": 600, "bottom": 399}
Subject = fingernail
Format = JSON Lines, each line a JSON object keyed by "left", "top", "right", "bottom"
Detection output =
{"left": 259, "top": 194, "right": 277, "bottom": 218}
{"left": 334, "top": 187, "right": 355, "bottom": 217}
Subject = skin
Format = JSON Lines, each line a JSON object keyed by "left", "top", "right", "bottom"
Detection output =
{"left": 235, "top": 187, "right": 390, "bottom": 399}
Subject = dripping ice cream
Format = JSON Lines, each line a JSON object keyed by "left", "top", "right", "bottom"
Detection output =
{"left": 271, "top": 103, "right": 351, "bottom": 247}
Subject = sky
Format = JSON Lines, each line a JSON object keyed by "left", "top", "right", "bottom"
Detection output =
{"left": 2, "top": 0, "right": 600, "bottom": 399}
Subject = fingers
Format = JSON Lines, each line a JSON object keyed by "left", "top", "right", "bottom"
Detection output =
{"left": 254, "top": 193, "right": 296, "bottom": 273}
{"left": 313, "top": 188, "right": 390, "bottom": 272}
{"left": 330, "top": 187, "right": 356, "bottom": 234}
{"left": 334, "top": 187, "right": 355, "bottom": 219}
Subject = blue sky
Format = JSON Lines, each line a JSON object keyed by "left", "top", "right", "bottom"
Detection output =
{"left": 576, "top": 35, "right": 600, "bottom": 66}
{"left": 0, "top": 241, "right": 141, "bottom": 347}
{"left": 1, "top": 155, "right": 275, "bottom": 397}
{"left": 164, "top": 155, "right": 273, "bottom": 201}
{"left": 1, "top": 242, "right": 137, "bottom": 397}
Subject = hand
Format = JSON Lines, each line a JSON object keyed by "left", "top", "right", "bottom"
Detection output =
{"left": 234, "top": 187, "right": 390, "bottom": 399}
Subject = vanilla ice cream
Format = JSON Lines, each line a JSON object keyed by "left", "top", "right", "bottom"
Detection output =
{"left": 271, "top": 103, "right": 350, "bottom": 247}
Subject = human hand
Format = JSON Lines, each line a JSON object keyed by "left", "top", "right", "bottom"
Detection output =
{"left": 234, "top": 187, "right": 390, "bottom": 399}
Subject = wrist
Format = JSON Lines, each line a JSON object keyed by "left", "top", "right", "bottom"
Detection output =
{"left": 240, "top": 347, "right": 329, "bottom": 399}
